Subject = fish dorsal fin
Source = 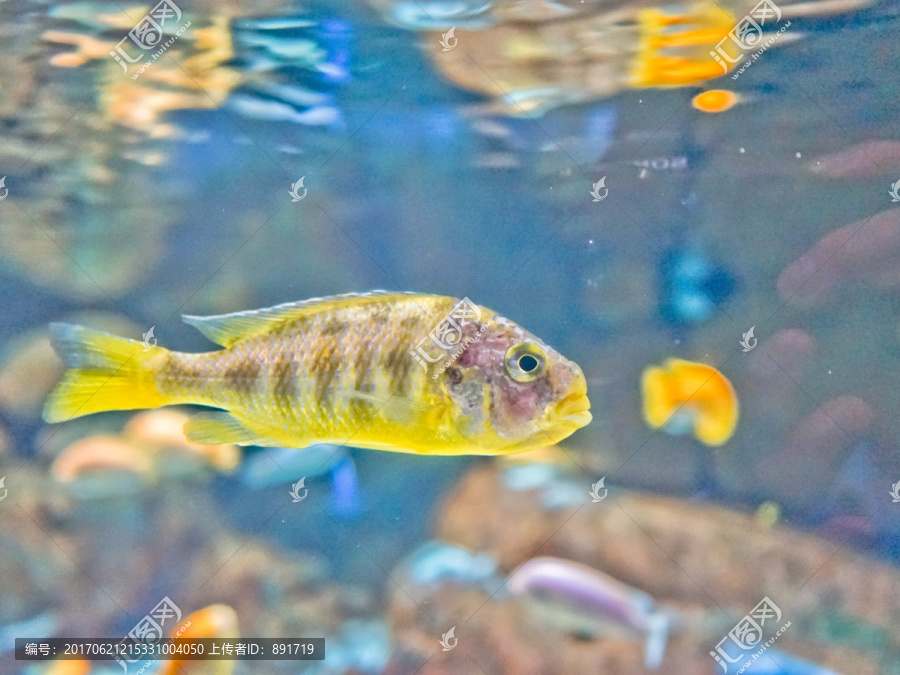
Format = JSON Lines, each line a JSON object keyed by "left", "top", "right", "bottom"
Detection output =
{"left": 182, "top": 291, "right": 424, "bottom": 347}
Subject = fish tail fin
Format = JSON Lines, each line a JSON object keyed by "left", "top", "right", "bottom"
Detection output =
{"left": 43, "top": 323, "right": 172, "bottom": 423}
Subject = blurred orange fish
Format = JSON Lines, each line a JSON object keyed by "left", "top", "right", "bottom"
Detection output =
{"left": 641, "top": 358, "right": 738, "bottom": 446}
{"left": 691, "top": 89, "right": 742, "bottom": 113}
{"left": 159, "top": 604, "right": 239, "bottom": 675}
{"left": 45, "top": 659, "right": 91, "bottom": 675}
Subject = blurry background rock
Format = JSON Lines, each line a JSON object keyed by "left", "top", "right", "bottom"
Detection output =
{"left": 423, "top": 464, "right": 899, "bottom": 673}
{"left": 777, "top": 208, "right": 900, "bottom": 307}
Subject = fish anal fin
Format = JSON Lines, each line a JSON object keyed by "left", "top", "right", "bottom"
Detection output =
{"left": 185, "top": 412, "right": 283, "bottom": 447}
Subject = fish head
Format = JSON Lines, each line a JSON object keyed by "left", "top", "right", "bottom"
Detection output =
{"left": 440, "top": 312, "right": 591, "bottom": 453}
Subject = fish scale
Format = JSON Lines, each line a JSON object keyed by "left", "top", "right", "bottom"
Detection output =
{"left": 156, "top": 295, "right": 456, "bottom": 447}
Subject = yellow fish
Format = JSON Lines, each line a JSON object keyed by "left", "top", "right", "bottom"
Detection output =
{"left": 44, "top": 292, "right": 591, "bottom": 455}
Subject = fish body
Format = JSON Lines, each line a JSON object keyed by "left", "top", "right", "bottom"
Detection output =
{"left": 44, "top": 292, "right": 591, "bottom": 456}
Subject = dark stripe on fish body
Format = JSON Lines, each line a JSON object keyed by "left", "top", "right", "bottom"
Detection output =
{"left": 158, "top": 354, "right": 199, "bottom": 390}
{"left": 157, "top": 354, "right": 224, "bottom": 407}
{"left": 271, "top": 353, "right": 294, "bottom": 400}
{"left": 379, "top": 343, "right": 408, "bottom": 397}
{"left": 225, "top": 359, "right": 262, "bottom": 394}
{"left": 390, "top": 344, "right": 414, "bottom": 397}
{"left": 369, "top": 306, "right": 393, "bottom": 327}
{"left": 398, "top": 315, "right": 420, "bottom": 332}
{"left": 354, "top": 348, "right": 375, "bottom": 394}
{"left": 320, "top": 318, "right": 345, "bottom": 337}
{"left": 312, "top": 337, "right": 341, "bottom": 407}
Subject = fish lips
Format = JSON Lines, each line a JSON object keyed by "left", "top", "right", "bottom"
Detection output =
{"left": 555, "top": 391, "right": 593, "bottom": 430}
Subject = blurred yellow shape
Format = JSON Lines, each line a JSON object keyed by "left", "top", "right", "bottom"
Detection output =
{"left": 100, "top": 16, "right": 240, "bottom": 136}
{"left": 160, "top": 604, "right": 239, "bottom": 675}
{"left": 631, "top": 4, "right": 738, "bottom": 87}
{"left": 641, "top": 358, "right": 738, "bottom": 446}
{"left": 45, "top": 658, "right": 91, "bottom": 675}
{"left": 44, "top": 31, "right": 113, "bottom": 68}
{"left": 692, "top": 88, "right": 741, "bottom": 112}
{"left": 754, "top": 501, "right": 781, "bottom": 528}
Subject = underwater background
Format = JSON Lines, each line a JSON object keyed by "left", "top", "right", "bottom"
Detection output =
{"left": 2, "top": 0, "right": 900, "bottom": 672}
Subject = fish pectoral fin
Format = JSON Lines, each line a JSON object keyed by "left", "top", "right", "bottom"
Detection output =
{"left": 342, "top": 391, "right": 439, "bottom": 427}
{"left": 185, "top": 412, "right": 283, "bottom": 447}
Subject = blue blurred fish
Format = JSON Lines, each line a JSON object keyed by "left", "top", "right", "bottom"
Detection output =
{"left": 328, "top": 454, "right": 361, "bottom": 518}
{"left": 231, "top": 16, "right": 350, "bottom": 82}
{"left": 242, "top": 444, "right": 361, "bottom": 517}
{"left": 227, "top": 91, "right": 342, "bottom": 127}
{"left": 370, "top": 0, "right": 495, "bottom": 29}
{"left": 735, "top": 649, "right": 839, "bottom": 675}
{"left": 659, "top": 247, "right": 735, "bottom": 326}
{"left": 399, "top": 541, "right": 501, "bottom": 588}
{"left": 226, "top": 15, "right": 351, "bottom": 127}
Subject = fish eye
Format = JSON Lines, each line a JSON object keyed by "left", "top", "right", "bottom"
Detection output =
{"left": 504, "top": 343, "right": 547, "bottom": 382}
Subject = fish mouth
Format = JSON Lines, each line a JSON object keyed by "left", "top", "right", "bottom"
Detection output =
{"left": 556, "top": 391, "right": 592, "bottom": 429}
